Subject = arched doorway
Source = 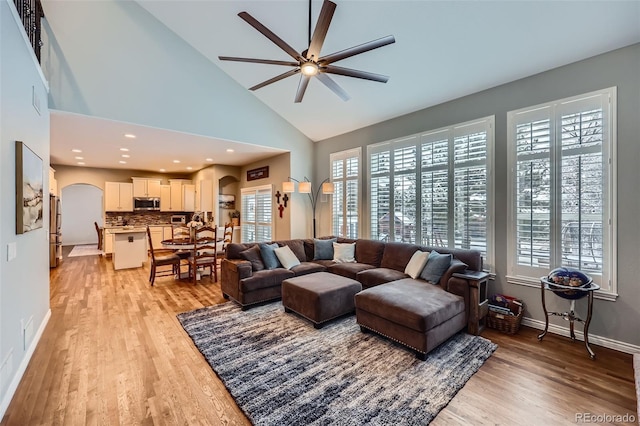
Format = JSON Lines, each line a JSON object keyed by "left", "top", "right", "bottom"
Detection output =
{"left": 60, "top": 184, "right": 103, "bottom": 246}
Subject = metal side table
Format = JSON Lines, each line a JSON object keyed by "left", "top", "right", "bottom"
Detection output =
{"left": 537, "top": 278, "right": 600, "bottom": 359}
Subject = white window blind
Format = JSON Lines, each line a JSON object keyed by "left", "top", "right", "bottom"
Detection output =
{"left": 331, "top": 148, "right": 361, "bottom": 238}
{"left": 368, "top": 118, "right": 494, "bottom": 269}
{"left": 240, "top": 185, "right": 273, "bottom": 243}
{"left": 507, "top": 87, "right": 617, "bottom": 298}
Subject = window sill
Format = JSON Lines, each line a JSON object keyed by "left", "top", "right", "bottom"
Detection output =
{"left": 506, "top": 275, "right": 618, "bottom": 302}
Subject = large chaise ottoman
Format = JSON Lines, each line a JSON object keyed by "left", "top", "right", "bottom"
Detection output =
{"left": 355, "top": 278, "right": 466, "bottom": 360}
{"left": 282, "top": 272, "right": 362, "bottom": 328}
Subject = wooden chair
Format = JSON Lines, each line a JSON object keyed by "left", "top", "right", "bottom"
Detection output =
{"left": 146, "top": 226, "right": 181, "bottom": 286}
{"left": 94, "top": 222, "right": 103, "bottom": 251}
{"left": 171, "top": 225, "right": 192, "bottom": 260}
{"left": 216, "top": 222, "right": 234, "bottom": 268}
{"left": 188, "top": 226, "right": 218, "bottom": 284}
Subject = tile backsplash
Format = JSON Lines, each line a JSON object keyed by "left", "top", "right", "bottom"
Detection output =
{"left": 105, "top": 212, "right": 191, "bottom": 226}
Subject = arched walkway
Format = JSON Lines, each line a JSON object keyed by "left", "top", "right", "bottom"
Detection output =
{"left": 60, "top": 183, "right": 103, "bottom": 246}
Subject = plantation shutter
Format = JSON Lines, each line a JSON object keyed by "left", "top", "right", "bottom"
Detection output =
{"left": 240, "top": 185, "right": 272, "bottom": 243}
{"left": 369, "top": 145, "right": 391, "bottom": 241}
{"left": 331, "top": 148, "right": 361, "bottom": 238}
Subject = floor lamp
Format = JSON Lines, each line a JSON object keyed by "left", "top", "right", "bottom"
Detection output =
{"left": 283, "top": 177, "right": 334, "bottom": 238}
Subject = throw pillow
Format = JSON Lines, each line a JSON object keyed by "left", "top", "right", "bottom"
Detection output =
{"left": 259, "top": 242, "right": 282, "bottom": 270}
{"left": 274, "top": 245, "right": 301, "bottom": 270}
{"left": 313, "top": 238, "right": 337, "bottom": 260}
{"left": 333, "top": 242, "right": 356, "bottom": 263}
{"left": 238, "top": 245, "right": 265, "bottom": 271}
{"left": 419, "top": 250, "right": 453, "bottom": 284}
{"left": 404, "top": 250, "right": 430, "bottom": 279}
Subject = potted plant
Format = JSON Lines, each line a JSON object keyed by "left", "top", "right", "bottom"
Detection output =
{"left": 229, "top": 210, "right": 240, "bottom": 226}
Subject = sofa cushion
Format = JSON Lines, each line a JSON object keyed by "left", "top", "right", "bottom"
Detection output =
{"left": 240, "top": 268, "right": 295, "bottom": 293}
{"left": 314, "top": 238, "right": 337, "bottom": 260}
{"left": 380, "top": 242, "right": 421, "bottom": 271}
{"left": 405, "top": 250, "right": 430, "bottom": 279}
{"left": 290, "top": 262, "right": 327, "bottom": 277}
{"left": 278, "top": 239, "right": 307, "bottom": 262}
{"left": 354, "top": 239, "right": 385, "bottom": 267}
{"left": 354, "top": 278, "right": 465, "bottom": 332}
{"left": 333, "top": 242, "right": 356, "bottom": 263}
{"left": 356, "top": 268, "right": 409, "bottom": 289}
{"left": 420, "top": 250, "right": 453, "bottom": 284}
{"left": 327, "top": 262, "right": 376, "bottom": 280}
{"left": 259, "top": 243, "right": 282, "bottom": 270}
{"left": 274, "top": 245, "right": 301, "bottom": 269}
{"left": 238, "top": 245, "right": 265, "bottom": 271}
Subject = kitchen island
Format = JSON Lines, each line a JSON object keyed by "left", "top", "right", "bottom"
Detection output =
{"left": 112, "top": 227, "right": 147, "bottom": 270}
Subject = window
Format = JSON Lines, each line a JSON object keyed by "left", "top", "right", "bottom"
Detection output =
{"left": 507, "top": 88, "right": 616, "bottom": 298}
{"left": 330, "top": 148, "right": 361, "bottom": 238}
{"left": 368, "top": 117, "right": 494, "bottom": 269}
{"left": 240, "top": 185, "right": 273, "bottom": 243}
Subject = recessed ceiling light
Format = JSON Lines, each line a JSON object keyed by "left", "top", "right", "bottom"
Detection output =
{"left": 124, "top": 133, "right": 136, "bottom": 139}
{"left": 72, "top": 149, "right": 82, "bottom": 153}
{"left": 77, "top": 162, "right": 85, "bottom": 165}
{"left": 226, "top": 149, "right": 235, "bottom": 153}
{"left": 206, "top": 158, "right": 213, "bottom": 162}
{"left": 173, "top": 160, "right": 180, "bottom": 163}
{"left": 74, "top": 156, "right": 83, "bottom": 160}
{"left": 121, "top": 154, "right": 130, "bottom": 158}
{"left": 119, "top": 160, "right": 127, "bottom": 164}
{"left": 159, "top": 169, "right": 166, "bottom": 172}
{"left": 186, "top": 166, "right": 193, "bottom": 170}
{"left": 120, "top": 148, "right": 129, "bottom": 152}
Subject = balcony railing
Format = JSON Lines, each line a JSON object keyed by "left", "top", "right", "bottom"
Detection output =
{"left": 14, "top": 0, "right": 44, "bottom": 62}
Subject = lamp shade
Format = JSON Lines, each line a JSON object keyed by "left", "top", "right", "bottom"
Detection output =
{"left": 322, "top": 182, "right": 335, "bottom": 194}
{"left": 298, "top": 181, "right": 312, "bottom": 194}
{"left": 282, "top": 181, "right": 295, "bottom": 193}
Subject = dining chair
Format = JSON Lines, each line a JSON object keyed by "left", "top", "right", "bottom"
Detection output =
{"left": 146, "top": 226, "right": 181, "bottom": 286}
{"left": 171, "top": 224, "right": 192, "bottom": 260}
{"left": 188, "top": 225, "right": 218, "bottom": 284}
{"left": 94, "top": 221, "right": 103, "bottom": 251}
{"left": 216, "top": 222, "right": 234, "bottom": 268}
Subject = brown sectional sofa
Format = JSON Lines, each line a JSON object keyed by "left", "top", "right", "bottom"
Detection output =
{"left": 221, "top": 237, "right": 485, "bottom": 357}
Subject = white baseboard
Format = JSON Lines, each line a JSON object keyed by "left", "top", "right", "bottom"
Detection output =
{"left": 521, "top": 316, "right": 640, "bottom": 354}
{"left": 0, "top": 309, "right": 51, "bottom": 419}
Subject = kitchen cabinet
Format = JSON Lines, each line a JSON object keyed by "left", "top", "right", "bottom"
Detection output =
{"left": 161, "top": 180, "right": 194, "bottom": 212}
{"left": 104, "top": 229, "right": 114, "bottom": 254}
{"left": 105, "top": 182, "right": 133, "bottom": 211}
{"left": 183, "top": 184, "right": 196, "bottom": 212}
{"left": 113, "top": 228, "right": 147, "bottom": 270}
{"left": 132, "top": 178, "right": 161, "bottom": 198}
{"left": 160, "top": 185, "right": 171, "bottom": 211}
{"left": 198, "top": 179, "right": 213, "bottom": 213}
{"left": 148, "top": 226, "right": 171, "bottom": 250}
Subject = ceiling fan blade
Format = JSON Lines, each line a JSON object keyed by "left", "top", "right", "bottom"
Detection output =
{"left": 319, "top": 35, "right": 396, "bottom": 65}
{"left": 323, "top": 65, "right": 389, "bottom": 83}
{"left": 316, "top": 73, "right": 350, "bottom": 101}
{"left": 306, "top": 0, "right": 336, "bottom": 60}
{"left": 249, "top": 68, "right": 300, "bottom": 91}
{"left": 218, "top": 56, "right": 299, "bottom": 67}
{"left": 238, "top": 11, "right": 303, "bottom": 61}
{"left": 294, "top": 75, "right": 311, "bottom": 103}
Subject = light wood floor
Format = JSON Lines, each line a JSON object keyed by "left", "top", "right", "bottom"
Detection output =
{"left": 1, "top": 248, "right": 637, "bottom": 425}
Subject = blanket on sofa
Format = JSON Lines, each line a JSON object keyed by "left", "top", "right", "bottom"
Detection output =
{"left": 178, "top": 302, "right": 497, "bottom": 425}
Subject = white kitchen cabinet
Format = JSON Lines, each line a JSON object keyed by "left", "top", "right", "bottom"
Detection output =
{"left": 149, "top": 226, "right": 164, "bottom": 250}
{"left": 104, "top": 229, "right": 114, "bottom": 254}
{"left": 105, "top": 182, "right": 133, "bottom": 212}
{"left": 132, "top": 178, "right": 161, "bottom": 198}
{"left": 113, "top": 229, "right": 147, "bottom": 270}
{"left": 183, "top": 184, "right": 196, "bottom": 212}
{"left": 170, "top": 181, "right": 184, "bottom": 211}
{"left": 160, "top": 185, "right": 171, "bottom": 211}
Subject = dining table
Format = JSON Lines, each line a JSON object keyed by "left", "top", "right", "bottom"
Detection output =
{"left": 161, "top": 236, "right": 222, "bottom": 281}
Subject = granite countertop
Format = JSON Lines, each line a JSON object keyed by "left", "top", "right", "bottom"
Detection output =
{"left": 110, "top": 226, "right": 147, "bottom": 234}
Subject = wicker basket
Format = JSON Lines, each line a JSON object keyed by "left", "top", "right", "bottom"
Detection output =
{"left": 486, "top": 304, "right": 524, "bottom": 334}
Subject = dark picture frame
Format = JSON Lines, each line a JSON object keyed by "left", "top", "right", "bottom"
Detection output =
{"left": 16, "top": 141, "right": 44, "bottom": 234}
{"left": 219, "top": 194, "right": 236, "bottom": 209}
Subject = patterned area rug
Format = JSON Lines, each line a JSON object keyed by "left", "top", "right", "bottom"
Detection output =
{"left": 68, "top": 244, "right": 103, "bottom": 257}
{"left": 178, "top": 302, "right": 497, "bottom": 425}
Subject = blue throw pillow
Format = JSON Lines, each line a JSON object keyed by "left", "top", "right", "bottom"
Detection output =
{"left": 313, "top": 238, "right": 337, "bottom": 260}
{"left": 259, "top": 243, "right": 282, "bottom": 270}
{"left": 419, "top": 250, "right": 453, "bottom": 284}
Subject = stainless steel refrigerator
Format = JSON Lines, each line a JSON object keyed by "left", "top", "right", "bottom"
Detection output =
{"left": 49, "top": 195, "right": 61, "bottom": 268}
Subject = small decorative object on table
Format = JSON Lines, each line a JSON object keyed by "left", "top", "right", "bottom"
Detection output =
{"left": 229, "top": 210, "right": 240, "bottom": 226}
{"left": 486, "top": 293, "right": 524, "bottom": 334}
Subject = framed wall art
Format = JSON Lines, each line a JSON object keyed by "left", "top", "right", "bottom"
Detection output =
{"left": 219, "top": 194, "right": 236, "bottom": 209}
{"left": 16, "top": 141, "right": 44, "bottom": 234}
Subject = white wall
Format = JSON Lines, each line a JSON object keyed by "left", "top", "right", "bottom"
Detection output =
{"left": 0, "top": 0, "right": 51, "bottom": 417}
{"left": 61, "top": 184, "right": 103, "bottom": 246}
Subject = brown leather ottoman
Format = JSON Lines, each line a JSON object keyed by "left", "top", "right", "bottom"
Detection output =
{"left": 355, "top": 278, "right": 466, "bottom": 360}
{"left": 282, "top": 272, "right": 362, "bottom": 328}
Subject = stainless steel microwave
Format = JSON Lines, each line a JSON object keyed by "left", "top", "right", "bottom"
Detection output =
{"left": 134, "top": 197, "right": 160, "bottom": 211}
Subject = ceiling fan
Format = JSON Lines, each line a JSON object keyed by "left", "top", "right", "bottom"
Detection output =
{"left": 218, "top": 0, "right": 395, "bottom": 103}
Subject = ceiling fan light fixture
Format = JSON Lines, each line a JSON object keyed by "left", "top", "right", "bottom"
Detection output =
{"left": 300, "top": 61, "right": 318, "bottom": 76}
